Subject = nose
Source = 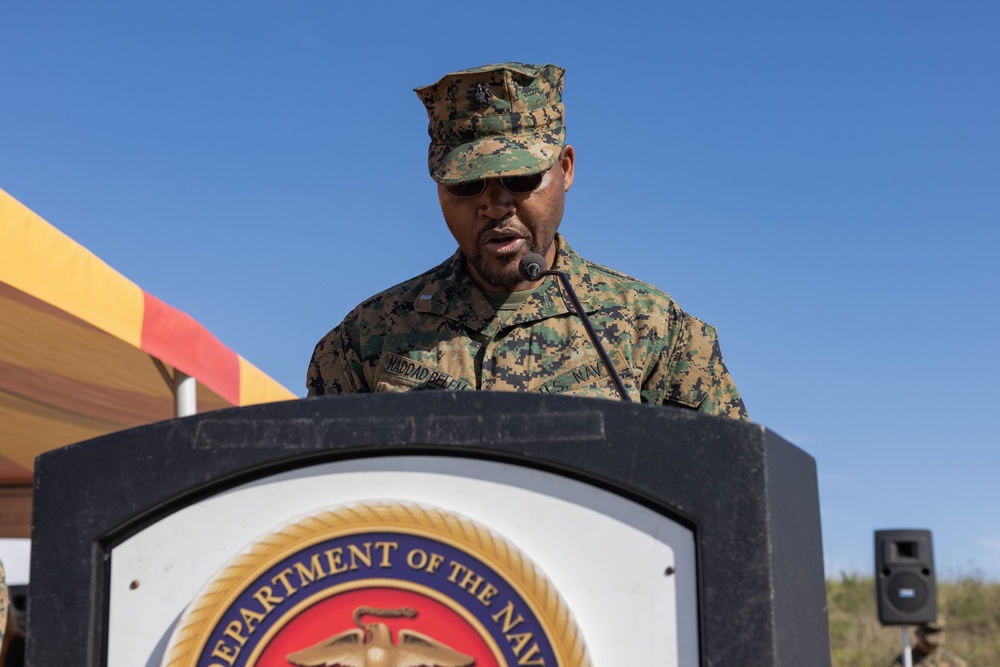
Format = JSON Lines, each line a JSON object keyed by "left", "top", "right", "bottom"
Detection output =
{"left": 480, "top": 179, "right": 515, "bottom": 219}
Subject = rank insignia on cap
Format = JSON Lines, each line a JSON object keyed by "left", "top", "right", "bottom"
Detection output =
{"left": 466, "top": 82, "right": 493, "bottom": 109}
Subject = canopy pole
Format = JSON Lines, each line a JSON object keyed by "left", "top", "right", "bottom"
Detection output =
{"left": 151, "top": 357, "right": 197, "bottom": 418}
{"left": 174, "top": 371, "right": 196, "bottom": 418}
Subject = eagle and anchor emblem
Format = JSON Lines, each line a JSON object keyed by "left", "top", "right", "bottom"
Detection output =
{"left": 161, "top": 502, "right": 590, "bottom": 667}
{"left": 286, "top": 605, "right": 473, "bottom": 667}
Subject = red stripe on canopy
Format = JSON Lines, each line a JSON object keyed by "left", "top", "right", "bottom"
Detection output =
{"left": 139, "top": 291, "right": 241, "bottom": 405}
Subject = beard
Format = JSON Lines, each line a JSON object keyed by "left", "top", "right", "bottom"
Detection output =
{"left": 469, "top": 235, "right": 553, "bottom": 289}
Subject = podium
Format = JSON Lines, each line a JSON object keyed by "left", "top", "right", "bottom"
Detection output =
{"left": 29, "top": 393, "right": 830, "bottom": 666}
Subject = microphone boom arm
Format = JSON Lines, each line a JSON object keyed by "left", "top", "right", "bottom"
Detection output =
{"left": 536, "top": 268, "right": 633, "bottom": 403}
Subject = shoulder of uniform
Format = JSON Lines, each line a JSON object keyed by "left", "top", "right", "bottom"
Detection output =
{"left": 313, "top": 256, "right": 455, "bottom": 348}
{"left": 585, "top": 259, "right": 639, "bottom": 281}
{"left": 583, "top": 260, "right": 681, "bottom": 308}
{"left": 348, "top": 257, "right": 453, "bottom": 315}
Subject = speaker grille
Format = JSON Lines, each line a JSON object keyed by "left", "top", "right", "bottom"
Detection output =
{"left": 887, "top": 572, "right": 927, "bottom": 612}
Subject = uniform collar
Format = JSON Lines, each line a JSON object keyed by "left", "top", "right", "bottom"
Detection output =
{"left": 413, "top": 234, "right": 598, "bottom": 335}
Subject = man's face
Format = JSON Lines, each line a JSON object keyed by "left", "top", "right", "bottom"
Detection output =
{"left": 437, "top": 145, "right": 575, "bottom": 292}
{"left": 917, "top": 632, "right": 941, "bottom": 653}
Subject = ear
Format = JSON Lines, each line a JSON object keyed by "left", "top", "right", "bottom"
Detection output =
{"left": 559, "top": 144, "right": 575, "bottom": 192}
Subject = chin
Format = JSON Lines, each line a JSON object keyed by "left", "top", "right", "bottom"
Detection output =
{"left": 475, "top": 261, "right": 523, "bottom": 289}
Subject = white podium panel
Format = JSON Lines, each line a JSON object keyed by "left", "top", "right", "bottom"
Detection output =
{"left": 109, "top": 456, "right": 698, "bottom": 667}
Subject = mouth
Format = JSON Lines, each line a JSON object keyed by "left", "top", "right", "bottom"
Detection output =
{"left": 480, "top": 229, "right": 529, "bottom": 257}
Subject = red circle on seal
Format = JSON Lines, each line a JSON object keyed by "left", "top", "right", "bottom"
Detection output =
{"left": 254, "top": 587, "right": 501, "bottom": 667}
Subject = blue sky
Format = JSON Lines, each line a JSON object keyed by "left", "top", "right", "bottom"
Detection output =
{"left": 2, "top": 2, "right": 998, "bottom": 581}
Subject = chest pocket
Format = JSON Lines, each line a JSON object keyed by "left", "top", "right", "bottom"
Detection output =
{"left": 373, "top": 352, "right": 474, "bottom": 392}
{"left": 528, "top": 349, "right": 633, "bottom": 399}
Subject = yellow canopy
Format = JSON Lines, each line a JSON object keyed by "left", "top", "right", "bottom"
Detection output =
{"left": 0, "top": 188, "right": 295, "bottom": 534}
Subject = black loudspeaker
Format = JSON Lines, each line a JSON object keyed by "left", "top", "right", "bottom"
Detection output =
{"left": 875, "top": 529, "right": 937, "bottom": 625}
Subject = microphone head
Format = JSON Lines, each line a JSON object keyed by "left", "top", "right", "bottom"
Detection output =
{"left": 519, "top": 253, "right": 547, "bottom": 281}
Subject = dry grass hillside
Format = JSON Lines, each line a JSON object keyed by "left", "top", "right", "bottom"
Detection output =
{"left": 827, "top": 574, "right": 1000, "bottom": 666}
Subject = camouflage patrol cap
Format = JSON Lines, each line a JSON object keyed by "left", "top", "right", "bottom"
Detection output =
{"left": 415, "top": 63, "right": 565, "bottom": 184}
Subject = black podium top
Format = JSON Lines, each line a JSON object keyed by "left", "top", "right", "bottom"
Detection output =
{"left": 30, "top": 392, "right": 829, "bottom": 666}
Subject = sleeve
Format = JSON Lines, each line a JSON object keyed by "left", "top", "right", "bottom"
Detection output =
{"left": 306, "top": 323, "right": 369, "bottom": 396}
{"left": 640, "top": 313, "right": 749, "bottom": 421}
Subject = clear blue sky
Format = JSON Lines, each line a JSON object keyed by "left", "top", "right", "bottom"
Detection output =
{"left": 3, "top": 2, "right": 998, "bottom": 581}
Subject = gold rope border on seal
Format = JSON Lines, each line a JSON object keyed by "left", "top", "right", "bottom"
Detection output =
{"left": 161, "top": 501, "right": 592, "bottom": 667}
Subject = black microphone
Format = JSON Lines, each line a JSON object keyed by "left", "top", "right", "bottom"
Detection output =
{"left": 519, "top": 253, "right": 547, "bottom": 282}
{"left": 517, "top": 252, "right": 632, "bottom": 402}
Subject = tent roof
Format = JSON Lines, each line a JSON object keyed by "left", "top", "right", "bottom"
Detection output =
{"left": 0, "top": 187, "right": 296, "bottom": 485}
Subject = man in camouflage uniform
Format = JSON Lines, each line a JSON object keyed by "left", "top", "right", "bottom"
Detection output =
{"left": 307, "top": 63, "right": 747, "bottom": 419}
{"left": 892, "top": 619, "right": 967, "bottom": 666}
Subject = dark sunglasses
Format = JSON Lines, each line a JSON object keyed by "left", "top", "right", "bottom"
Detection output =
{"left": 444, "top": 169, "right": 548, "bottom": 198}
